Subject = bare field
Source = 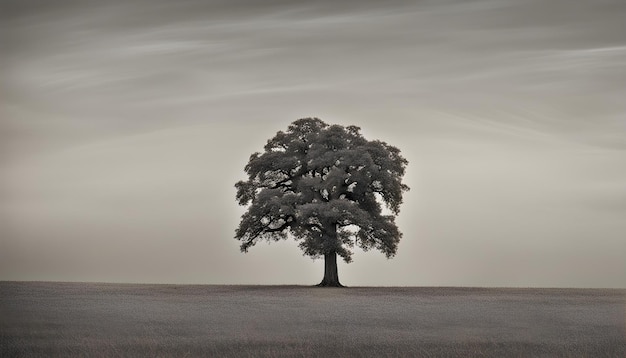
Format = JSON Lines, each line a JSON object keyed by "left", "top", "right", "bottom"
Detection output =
{"left": 1, "top": 282, "right": 624, "bottom": 357}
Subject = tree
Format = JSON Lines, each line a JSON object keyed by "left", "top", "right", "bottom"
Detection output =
{"left": 235, "top": 118, "right": 409, "bottom": 287}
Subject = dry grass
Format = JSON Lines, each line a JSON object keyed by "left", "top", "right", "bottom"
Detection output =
{"left": 1, "top": 282, "right": 624, "bottom": 357}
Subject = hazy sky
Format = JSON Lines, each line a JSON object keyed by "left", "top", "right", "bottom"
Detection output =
{"left": 1, "top": 0, "right": 625, "bottom": 288}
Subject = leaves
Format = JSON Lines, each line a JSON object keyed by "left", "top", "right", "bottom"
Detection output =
{"left": 235, "top": 118, "right": 409, "bottom": 262}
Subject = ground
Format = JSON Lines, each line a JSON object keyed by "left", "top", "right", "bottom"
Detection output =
{"left": 1, "top": 282, "right": 624, "bottom": 357}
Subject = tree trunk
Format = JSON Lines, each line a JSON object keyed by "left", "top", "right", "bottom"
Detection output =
{"left": 317, "top": 251, "right": 344, "bottom": 287}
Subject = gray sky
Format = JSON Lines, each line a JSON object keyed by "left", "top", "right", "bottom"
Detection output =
{"left": 1, "top": 0, "right": 625, "bottom": 288}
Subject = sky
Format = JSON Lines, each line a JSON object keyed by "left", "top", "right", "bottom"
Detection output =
{"left": 1, "top": 0, "right": 625, "bottom": 288}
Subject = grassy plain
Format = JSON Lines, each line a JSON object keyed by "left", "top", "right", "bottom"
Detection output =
{"left": 1, "top": 282, "right": 624, "bottom": 357}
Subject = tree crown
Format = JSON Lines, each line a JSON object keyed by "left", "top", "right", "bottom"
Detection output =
{"left": 235, "top": 118, "right": 409, "bottom": 262}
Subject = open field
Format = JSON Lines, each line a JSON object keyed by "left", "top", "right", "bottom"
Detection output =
{"left": 1, "top": 282, "right": 624, "bottom": 357}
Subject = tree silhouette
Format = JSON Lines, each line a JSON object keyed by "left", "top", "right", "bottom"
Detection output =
{"left": 235, "top": 118, "right": 409, "bottom": 287}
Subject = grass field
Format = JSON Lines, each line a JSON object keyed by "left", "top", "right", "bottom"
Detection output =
{"left": 1, "top": 282, "right": 624, "bottom": 357}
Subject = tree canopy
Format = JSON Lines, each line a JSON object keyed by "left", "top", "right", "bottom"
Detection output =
{"left": 235, "top": 118, "right": 409, "bottom": 286}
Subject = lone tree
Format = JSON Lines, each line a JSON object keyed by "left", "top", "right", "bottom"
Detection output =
{"left": 235, "top": 118, "right": 409, "bottom": 287}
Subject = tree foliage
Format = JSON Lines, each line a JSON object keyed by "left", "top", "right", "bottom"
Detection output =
{"left": 235, "top": 118, "right": 409, "bottom": 263}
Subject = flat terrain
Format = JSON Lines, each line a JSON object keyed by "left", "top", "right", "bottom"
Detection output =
{"left": 1, "top": 282, "right": 624, "bottom": 357}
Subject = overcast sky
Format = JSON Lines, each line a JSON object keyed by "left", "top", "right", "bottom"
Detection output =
{"left": 1, "top": 0, "right": 625, "bottom": 288}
